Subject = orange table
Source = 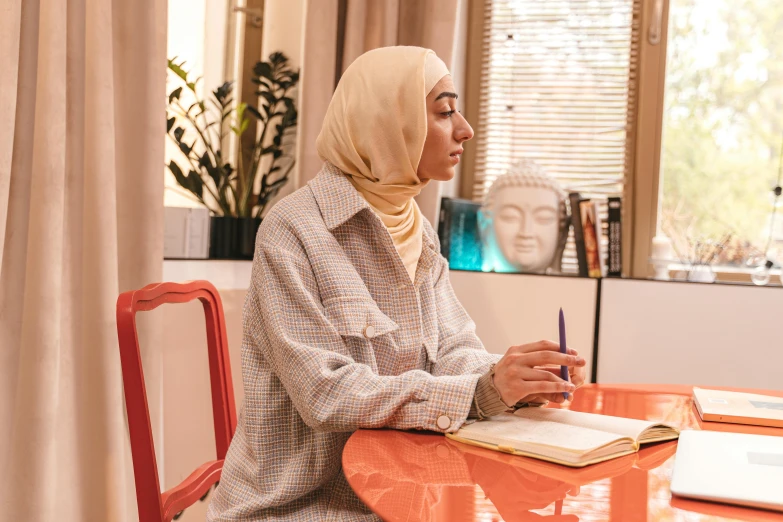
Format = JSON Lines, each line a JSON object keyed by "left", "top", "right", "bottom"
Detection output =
{"left": 343, "top": 384, "right": 783, "bottom": 521}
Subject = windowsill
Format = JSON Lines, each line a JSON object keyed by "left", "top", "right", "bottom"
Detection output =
{"left": 451, "top": 266, "right": 783, "bottom": 287}
{"left": 162, "top": 258, "right": 252, "bottom": 290}
{"left": 160, "top": 259, "right": 783, "bottom": 291}
{"left": 666, "top": 263, "right": 783, "bottom": 287}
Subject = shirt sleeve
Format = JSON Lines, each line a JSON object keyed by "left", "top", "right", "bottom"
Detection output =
{"left": 248, "top": 242, "right": 480, "bottom": 434}
{"left": 470, "top": 371, "right": 512, "bottom": 418}
{"left": 430, "top": 254, "right": 502, "bottom": 379}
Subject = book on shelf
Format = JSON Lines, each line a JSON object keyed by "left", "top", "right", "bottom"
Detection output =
{"left": 568, "top": 192, "right": 589, "bottom": 277}
{"left": 607, "top": 196, "right": 622, "bottom": 277}
{"left": 447, "top": 407, "right": 680, "bottom": 468}
{"left": 437, "top": 197, "right": 483, "bottom": 271}
{"left": 579, "top": 199, "right": 603, "bottom": 278}
{"left": 164, "top": 206, "right": 210, "bottom": 259}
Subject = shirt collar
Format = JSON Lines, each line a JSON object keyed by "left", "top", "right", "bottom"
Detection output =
{"left": 309, "top": 162, "right": 370, "bottom": 231}
{"left": 308, "top": 162, "right": 438, "bottom": 252}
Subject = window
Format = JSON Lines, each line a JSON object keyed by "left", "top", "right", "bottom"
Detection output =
{"left": 658, "top": 0, "right": 783, "bottom": 271}
{"left": 467, "top": 0, "right": 642, "bottom": 273}
{"left": 466, "top": 0, "right": 783, "bottom": 279}
{"left": 165, "top": 0, "right": 234, "bottom": 209}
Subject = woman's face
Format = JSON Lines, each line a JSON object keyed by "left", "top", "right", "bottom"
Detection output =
{"left": 417, "top": 75, "right": 474, "bottom": 182}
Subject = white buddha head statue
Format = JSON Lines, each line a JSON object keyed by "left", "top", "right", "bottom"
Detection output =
{"left": 479, "top": 159, "right": 569, "bottom": 274}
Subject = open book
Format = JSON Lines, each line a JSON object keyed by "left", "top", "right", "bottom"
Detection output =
{"left": 446, "top": 408, "right": 679, "bottom": 468}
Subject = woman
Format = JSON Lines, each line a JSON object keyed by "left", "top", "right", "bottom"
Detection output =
{"left": 207, "top": 46, "right": 586, "bottom": 521}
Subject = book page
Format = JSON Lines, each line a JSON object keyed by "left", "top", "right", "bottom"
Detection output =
{"left": 513, "top": 408, "right": 675, "bottom": 442}
{"left": 455, "top": 412, "right": 630, "bottom": 455}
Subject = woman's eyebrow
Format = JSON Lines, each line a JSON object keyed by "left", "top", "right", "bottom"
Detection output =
{"left": 435, "top": 91, "right": 458, "bottom": 101}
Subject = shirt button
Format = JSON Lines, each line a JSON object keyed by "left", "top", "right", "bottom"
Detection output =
{"left": 363, "top": 325, "right": 376, "bottom": 339}
{"left": 436, "top": 414, "right": 451, "bottom": 430}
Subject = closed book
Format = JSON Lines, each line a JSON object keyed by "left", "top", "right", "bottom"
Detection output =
{"left": 568, "top": 192, "right": 588, "bottom": 277}
{"left": 607, "top": 197, "right": 622, "bottom": 277}
{"left": 693, "top": 387, "right": 783, "bottom": 429}
{"left": 164, "top": 207, "right": 210, "bottom": 259}
{"left": 437, "top": 197, "right": 483, "bottom": 271}
{"left": 591, "top": 199, "right": 605, "bottom": 277}
{"left": 579, "top": 199, "right": 603, "bottom": 278}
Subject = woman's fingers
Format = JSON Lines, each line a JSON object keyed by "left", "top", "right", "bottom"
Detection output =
{"left": 525, "top": 392, "right": 566, "bottom": 404}
{"left": 519, "top": 350, "right": 585, "bottom": 368}
{"left": 495, "top": 343, "right": 586, "bottom": 405}
{"left": 538, "top": 366, "right": 586, "bottom": 389}
{"left": 520, "top": 380, "right": 575, "bottom": 397}
{"left": 519, "top": 367, "right": 566, "bottom": 383}
{"left": 509, "top": 340, "right": 561, "bottom": 354}
{"left": 571, "top": 368, "right": 586, "bottom": 387}
{"left": 507, "top": 342, "right": 580, "bottom": 356}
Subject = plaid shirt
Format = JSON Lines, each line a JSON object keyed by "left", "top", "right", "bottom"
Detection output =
{"left": 207, "top": 163, "right": 500, "bottom": 521}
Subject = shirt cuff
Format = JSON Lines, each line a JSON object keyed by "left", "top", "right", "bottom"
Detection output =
{"left": 470, "top": 370, "right": 511, "bottom": 419}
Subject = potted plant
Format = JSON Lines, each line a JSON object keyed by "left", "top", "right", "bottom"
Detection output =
{"left": 166, "top": 52, "right": 299, "bottom": 259}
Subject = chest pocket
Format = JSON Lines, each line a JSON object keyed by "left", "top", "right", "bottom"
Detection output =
{"left": 323, "top": 297, "right": 401, "bottom": 375}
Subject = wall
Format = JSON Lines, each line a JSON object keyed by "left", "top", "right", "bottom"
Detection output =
{"left": 597, "top": 278, "right": 783, "bottom": 390}
{"left": 449, "top": 270, "right": 598, "bottom": 380}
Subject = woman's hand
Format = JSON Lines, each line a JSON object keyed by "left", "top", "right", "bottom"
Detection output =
{"left": 492, "top": 340, "right": 586, "bottom": 407}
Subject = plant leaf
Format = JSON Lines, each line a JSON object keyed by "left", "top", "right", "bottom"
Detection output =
{"left": 213, "top": 81, "right": 234, "bottom": 106}
{"left": 168, "top": 161, "right": 188, "bottom": 188}
{"left": 179, "top": 140, "right": 193, "bottom": 155}
{"left": 186, "top": 170, "right": 203, "bottom": 198}
{"left": 199, "top": 151, "right": 220, "bottom": 187}
{"left": 258, "top": 91, "right": 277, "bottom": 105}
{"left": 253, "top": 61, "right": 273, "bottom": 80}
{"left": 168, "top": 86, "right": 183, "bottom": 103}
{"left": 167, "top": 59, "right": 189, "bottom": 83}
{"left": 246, "top": 104, "right": 262, "bottom": 120}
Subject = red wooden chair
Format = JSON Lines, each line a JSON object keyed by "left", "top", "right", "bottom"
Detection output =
{"left": 116, "top": 280, "right": 237, "bottom": 522}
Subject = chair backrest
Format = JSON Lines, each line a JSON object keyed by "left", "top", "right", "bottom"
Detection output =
{"left": 116, "top": 280, "right": 237, "bottom": 522}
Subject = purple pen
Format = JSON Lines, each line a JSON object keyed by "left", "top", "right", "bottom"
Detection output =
{"left": 559, "top": 308, "right": 569, "bottom": 400}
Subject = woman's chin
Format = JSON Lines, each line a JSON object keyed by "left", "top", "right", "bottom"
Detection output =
{"left": 418, "top": 166, "right": 455, "bottom": 182}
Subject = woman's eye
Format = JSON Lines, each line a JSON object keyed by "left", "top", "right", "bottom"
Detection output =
{"left": 441, "top": 110, "right": 455, "bottom": 117}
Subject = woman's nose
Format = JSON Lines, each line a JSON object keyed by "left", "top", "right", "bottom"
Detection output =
{"left": 455, "top": 112, "right": 474, "bottom": 142}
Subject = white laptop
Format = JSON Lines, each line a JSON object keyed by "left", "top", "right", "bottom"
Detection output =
{"left": 671, "top": 430, "right": 783, "bottom": 512}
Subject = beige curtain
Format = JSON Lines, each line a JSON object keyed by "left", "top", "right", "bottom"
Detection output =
{"left": 0, "top": 0, "right": 166, "bottom": 520}
{"left": 297, "top": 0, "right": 461, "bottom": 225}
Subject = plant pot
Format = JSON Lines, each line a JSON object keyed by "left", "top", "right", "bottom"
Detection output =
{"left": 209, "top": 216, "right": 262, "bottom": 260}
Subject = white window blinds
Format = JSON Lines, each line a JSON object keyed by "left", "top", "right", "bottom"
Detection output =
{"left": 472, "top": 0, "right": 642, "bottom": 273}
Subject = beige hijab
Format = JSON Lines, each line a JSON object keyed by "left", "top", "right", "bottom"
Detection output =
{"left": 316, "top": 46, "right": 450, "bottom": 282}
